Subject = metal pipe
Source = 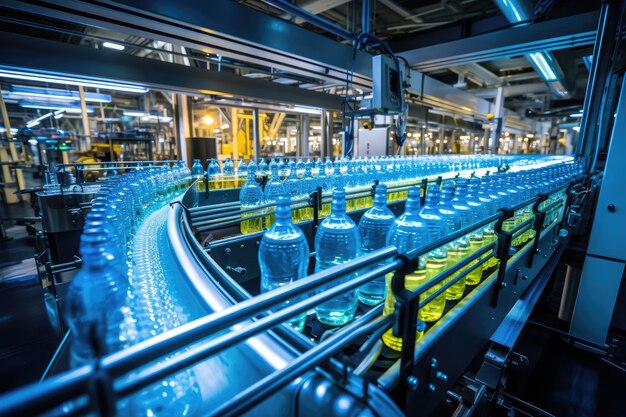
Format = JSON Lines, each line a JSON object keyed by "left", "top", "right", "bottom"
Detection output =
{"left": 209, "top": 315, "right": 393, "bottom": 417}
{"left": 115, "top": 260, "right": 402, "bottom": 397}
{"left": 100, "top": 246, "right": 398, "bottom": 377}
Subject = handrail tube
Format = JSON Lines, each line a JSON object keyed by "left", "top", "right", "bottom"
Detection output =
{"left": 115, "top": 260, "right": 403, "bottom": 397}
{"left": 209, "top": 314, "right": 394, "bottom": 417}
{"left": 509, "top": 217, "right": 535, "bottom": 239}
{"left": 99, "top": 247, "right": 398, "bottom": 376}
{"left": 418, "top": 245, "right": 494, "bottom": 307}
{"left": 0, "top": 364, "right": 94, "bottom": 417}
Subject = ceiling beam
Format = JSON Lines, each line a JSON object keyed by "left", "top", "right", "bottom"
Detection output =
{"left": 398, "top": 11, "right": 599, "bottom": 71}
{"left": 0, "top": 32, "right": 345, "bottom": 110}
{"left": 284, "top": 0, "right": 351, "bottom": 24}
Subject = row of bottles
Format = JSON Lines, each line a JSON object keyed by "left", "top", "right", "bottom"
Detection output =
{"left": 64, "top": 162, "right": 201, "bottom": 416}
{"left": 256, "top": 160, "right": 583, "bottom": 350}
{"left": 236, "top": 155, "right": 571, "bottom": 235}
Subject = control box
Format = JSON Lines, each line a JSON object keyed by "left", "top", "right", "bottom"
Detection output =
{"left": 372, "top": 54, "right": 402, "bottom": 113}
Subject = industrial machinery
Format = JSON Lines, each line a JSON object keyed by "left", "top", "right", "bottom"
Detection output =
{"left": 0, "top": 153, "right": 593, "bottom": 417}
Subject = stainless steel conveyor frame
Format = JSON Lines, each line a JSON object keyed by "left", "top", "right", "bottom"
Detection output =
{"left": 0, "top": 161, "right": 586, "bottom": 417}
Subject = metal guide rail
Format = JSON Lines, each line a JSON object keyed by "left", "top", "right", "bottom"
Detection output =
{"left": 0, "top": 165, "right": 585, "bottom": 417}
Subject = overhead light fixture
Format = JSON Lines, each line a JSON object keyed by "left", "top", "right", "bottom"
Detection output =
{"left": 102, "top": 41, "right": 125, "bottom": 51}
{"left": 573, "top": 126, "right": 580, "bottom": 132}
{"left": 569, "top": 112, "right": 583, "bottom": 118}
{"left": 0, "top": 69, "right": 148, "bottom": 93}
{"left": 9, "top": 85, "right": 111, "bottom": 103}
{"left": 528, "top": 52, "right": 558, "bottom": 81}
{"left": 220, "top": 123, "right": 230, "bottom": 130}
{"left": 19, "top": 101, "right": 94, "bottom": 112}
{"left": 203, "top": 115, "right": 214, "bottom": 125}
{"left": 123, "top": 110, "right": 148, "bottom": 117}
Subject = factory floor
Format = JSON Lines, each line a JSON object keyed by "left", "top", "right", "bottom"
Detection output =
{"left": 0, "top": 200, "right": 60, "bottom": 394}
{"left": 0, "top": 200, "right": 625, "bottom": 417}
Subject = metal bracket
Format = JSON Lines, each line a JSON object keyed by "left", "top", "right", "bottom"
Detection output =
{"left": 420, "top": 178, "right": 428, "bottom": 205}
{"left": 492, "top": 208, "right": 514, "bottom": 308}
{"left": 389, "top": 253, "right": 423, "bottom": 410}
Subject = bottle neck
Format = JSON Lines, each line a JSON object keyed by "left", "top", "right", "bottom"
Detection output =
{"left": 373, "top": 185, "right": 387, "bottom": 207}
{"left": 331, "top": 191, "right": 347, "bottom": 214}
{"left": 274, "top": 201, "right": 293, "bottom": 226}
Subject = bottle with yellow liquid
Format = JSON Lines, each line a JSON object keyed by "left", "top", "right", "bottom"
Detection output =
{"left": 435, "top": 185, "right": 468, "bottom": 300}
{"left": 207, "top": 158, "right": 222, "bottom": 190}
{"left": 417, "top": 186, "right": 449, "bottom": 319}
{"left": 382, "top": 186, "right": 430, "bottom": 351}
{"left": 222, "top": 158, "right": 236, "bottom": 189}
{"left": 285, "top": 167, "right": 303, "bottom": 223}
{"left": 299, "top": 161, "right": 316, "bottom": 221}
{"left": 264, "top": 160, "right": 286, "bottom": 227}
{"left": 239, "top": 168, "right": 264, "bottom": 235}
{"left": 191, "top": 159, "right": 204, "bottom": 207}
{"left": 236, "top": 159, "right": 248, "bottom": 188}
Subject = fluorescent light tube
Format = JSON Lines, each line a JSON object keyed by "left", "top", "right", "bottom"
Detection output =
{"left": 102, "top": 41, "right": 125, "bottom": 51}
{"left": 0, "top": 69, "right": 148, "bottom": 93}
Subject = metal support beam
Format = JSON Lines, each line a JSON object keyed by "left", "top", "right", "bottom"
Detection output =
{"left": 299, "top": 114, "right": 310, "bottom": 158}
{"left": 490, "top": 87, "right": 505, "bottom": 154}
{"left": 0, "top": 0, "right": 370, "bottom": 86}
{"left": 77, "top": 86, "right": 91, "bottom": 150}
{"left": 398, "top": 11, "right": 599, "bottom": 71}
{"left": 0, "top": 32, "right": 344, "bottom": 111}
{"left": 231, "top": 108, "right": 239, "bottom": 160}
{"left": 0, "top": 93, "right": 22, "bottom": 203}
{"left": 284, "top": 0, "right": 352, "bottom": 24}
{"left": 252, "top": 108, "right": 261, "bottom": 161}
{"left": 173, "top": 93, "right": 192, "bottom": 165}
{"left": 575, "top": 0, "right": 625, "bottom": 164}
{"left": 570, "top": 80, "right": 626, "bottom": 347}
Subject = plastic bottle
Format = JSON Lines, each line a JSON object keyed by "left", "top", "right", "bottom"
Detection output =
{"left": 314, "top": 189, "right": 361, "bottom": 326}
{"left": 222, "top": 158, "right": 235, "bottom": 189}
{"left": 357, "top": 184, "right": 395, "bottom": 305}
{"left": 264, "top": 161, "right": 287, "bottom": 226}
{"left": 191, "top": 159, "right": 204, "bottom": 206}
{"left": 64, "top": 227, "right": 136, "bottom": 367}
{"left": 382, "top": 186, "right": 430, "bottom": 351}
{"left": 239, "top": 170, "right": 265, "bottom": 234}
{"left": 258, "top": 196, "right": 310, "bottom": 332}
{"left": 436, "top": 184, "right": 469, "bottom": 300}
{"left": 207, "top": 158, "right": 221, "bottom": 190}
{"left": 417, "top": 186, "right": 449, "bottom": 322}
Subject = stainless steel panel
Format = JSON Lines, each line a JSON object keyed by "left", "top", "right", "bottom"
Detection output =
{"left": 570, "top": 256, "right": 625, "bottom": 346}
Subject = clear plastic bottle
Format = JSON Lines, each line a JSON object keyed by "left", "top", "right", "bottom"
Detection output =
{"left": 357, "top": 184, "right": 395, "bottom": 305}
{"left": 259, "top": 196, "right": 310, "bottom": 332}
{"left": 314, "top": 189, "right": 361, "bottom": 326}
{"left": 64, "top": 227, "right": 136, "bottom": 367}
{"left": 383, "top": 186, "right": 430, "bottom": 351}
{"left": 239, "top": 170, "right": 264, "bottom": 235}
{"left": 264, "top": 161, "right": 287, "bottom": 226}
{"left": 191, "top": 159, "right": 204, "bottom": 206}
{"left": 417, "top": 186, "right": 449, "bottom": 322}
{"left": 436, "top": 185, "right": 469, "bottom": 300}
{"left": 207, "top": 158, "right": 221, "bottom": 189}
{"left": 222, "top": 158, "right": 235, "bottom": 189}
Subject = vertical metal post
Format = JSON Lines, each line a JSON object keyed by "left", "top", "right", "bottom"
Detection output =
{"left": 252, "top": 108, "right": 261, "bottom": 161}
{"left": 78, "top": 86, "right": 91, "bottom": 151}
{"left": 0, "top": 93, "right": 22, "bottom": 203}
{"left": 231, "top": 108, "right": 239, "bottom": 159}
{"left": 576, "top": 0, "right": 625, "bottom": 169}
{"left": 173, "top": 93, "right": 192, "bottom": 165}
{"left": 299, "top": 114, "right": 310, "bottom": 158}
{"left": 490, "top": 87, "right": 505, "bottom": 154}
{"left": 361, "top": 0, "right": 371, "bottom": 34}
{"left": 570, "top": 80, "right": 626, "bottom": 347}
{"left": 320, "top": 110, "right": 333, "bottom": 157}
